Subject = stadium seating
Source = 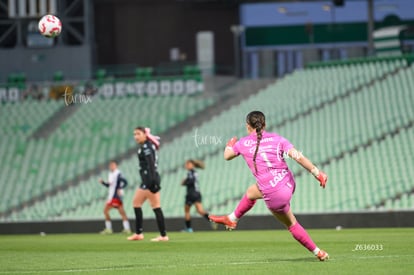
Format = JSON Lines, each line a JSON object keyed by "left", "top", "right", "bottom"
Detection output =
{"left": 0, "top": 94, "right": 213, "bottom": 215}
{"left": 0, "top": 100, "right": 62, "bottom": 212}
{"left": 2, "top": 58, "right": 413, "bottom": 222}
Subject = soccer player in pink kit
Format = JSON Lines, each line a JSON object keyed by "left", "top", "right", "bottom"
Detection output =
{"left": 209, "top": 111, "right": 329, "bottom": 261}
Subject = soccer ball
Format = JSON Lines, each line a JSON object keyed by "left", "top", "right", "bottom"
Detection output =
{"left": 38, "top": 15, "right": 62, "bottom": 38}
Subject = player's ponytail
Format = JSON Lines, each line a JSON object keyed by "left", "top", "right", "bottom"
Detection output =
{"left": 135, "top": 126, "right": 160, "bottom": 150}
{"left": 144, "top": 127, "right": 160, "bottom": 150}
{"left": 246, "top": 111, "right": 266, "bottom": 174}
{"left": 189, "top": 159, "right": 205, "bottom": 169}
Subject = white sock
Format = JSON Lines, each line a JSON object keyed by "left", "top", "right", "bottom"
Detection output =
{"left": 105, "top": 220, "right": 112, "bottom": 230}
{"left": 228, "top": 212, "right": 238, "bottom": 222}
{"left": 312, "top": 247, "right": 320, "bottom": 256}
{"left": 123, "top": 220, "right": 131, "bottom": 230}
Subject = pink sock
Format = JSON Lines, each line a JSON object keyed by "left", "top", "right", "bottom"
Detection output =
{"left": 288, "top": 222, "right": 317, "bottom": 252}
{"left": 234, "top": 194, "right": 257, "bottom": 219}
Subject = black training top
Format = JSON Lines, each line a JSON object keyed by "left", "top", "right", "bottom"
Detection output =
{"left": 183, "top": 169, "right": 200, "bottom": 194}
{"left": 137, "top": 140, "right": 158, "bottom": 181}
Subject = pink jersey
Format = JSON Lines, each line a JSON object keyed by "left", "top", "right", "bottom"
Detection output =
{"left": 232, "top": 131, "right": 294, "bottom": 193}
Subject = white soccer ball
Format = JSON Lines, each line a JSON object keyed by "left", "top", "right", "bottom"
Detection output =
{"left": 38, "top": 14, "right": 62, "bottom": 38}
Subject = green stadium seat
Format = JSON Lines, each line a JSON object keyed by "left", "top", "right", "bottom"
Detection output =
{"left": 53, "top": 71, "right": 64, "bottom": 82}
{"left": 2, "top": 60, "right": 413, "bottom": 221}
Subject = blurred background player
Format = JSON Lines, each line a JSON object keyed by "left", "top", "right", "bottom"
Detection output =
{"left": 209, "top": 111, "right": 329, "bottom": 261}
{"left": 128, "top": 127, "right": 169, "bottom": 242}
{"left": 181, "top": 159, "right": 217, "bottom": 232}
{"left": 99, "top": 160, "right": 131, "bottom": 234}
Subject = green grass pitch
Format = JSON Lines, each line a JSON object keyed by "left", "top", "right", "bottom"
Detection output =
{"left": 0, "top": 228, "right": 413, "bottom": 274}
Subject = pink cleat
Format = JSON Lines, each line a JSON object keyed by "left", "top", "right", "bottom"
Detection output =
{"left": 316, "top": 250, "right": 329, "bottom": 261}
{"left": 209, "top": 215, "right": 237, "bottom": 230}
{"left": 150, "top": 235, "right": 169, "bottom": 242}
{"left": 127, "top": 233, "right": 144, "bottom": 241}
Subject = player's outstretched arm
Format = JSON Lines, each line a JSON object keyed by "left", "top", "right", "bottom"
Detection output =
{"left": 99, "top": 178, "right": 109, "bottom": 187}
{"left": 224, "top": 137, "right": 238, "bottom": 161}
{"left": 287, "top": 148, "right": 327, "bottom": 188}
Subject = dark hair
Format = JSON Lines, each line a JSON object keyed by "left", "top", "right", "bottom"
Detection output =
{"left": 135, "top": 126, "right": 146, "bottom": 133}
{"left": 246, "top": 111, "right": 266, "bottom": 174}
{"left": 187, "top": 159, "right": 205, "bottom": 169}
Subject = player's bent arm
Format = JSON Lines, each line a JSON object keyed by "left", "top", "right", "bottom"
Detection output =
{"left": 224, "top": 147, "right": 238, "bottom": 161}
{"left": 184, "top": 175, "right": 195, "bottom": 186}
{"left": 118, "top": 176, "right": 128, "bottom": 188}
{"left": 224, "top": 136, "right": 238, "bottom": 161}
{"left": 288, "top": 148, "right": 327, "bottom": 188}
{"left": 287, "top": 148, "right": 314, "bottom": 172}
{"left": 100, "top": 179, "right": 110, "bottom": 187}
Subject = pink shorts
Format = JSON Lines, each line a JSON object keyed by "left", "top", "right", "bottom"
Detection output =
{"left": 262, "top": 180, "right": 295, "bottom": 214}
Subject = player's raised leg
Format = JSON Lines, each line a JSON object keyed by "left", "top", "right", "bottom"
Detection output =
{"left": 194, "top": 202, "right": 217, "bottom": 230}
{"left": 272, "top": 209, "right": 329, "bottom": 261}
{"left": 209, "top": 183, "right": 261, "bottom": 230}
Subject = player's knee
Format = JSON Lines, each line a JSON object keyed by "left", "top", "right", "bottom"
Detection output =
{"left": 133, "top": 198, "right": 142, "bottom": 208}
{"left": 246, "top": 184, "right": 262, "bottom": 199}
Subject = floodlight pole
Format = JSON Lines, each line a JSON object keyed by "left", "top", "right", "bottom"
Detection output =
{"left": 367, "top": 0, "right": 375, "bottom": 56}
{"left": 231, "top": 25, "right": 245, "bottom": 78}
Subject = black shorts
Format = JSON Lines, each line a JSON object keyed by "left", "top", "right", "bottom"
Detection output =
{"left": 139, "top": 171, "right": 161, "bottom": 193}
{"left": 185, "top": 192, "right": 202, "bottom": 206}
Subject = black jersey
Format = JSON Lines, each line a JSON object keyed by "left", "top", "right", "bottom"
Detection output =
{"left": 137, "top": 140, "right": 160, "bottom": 193}
{"left": 183, "top": 169, "right": 200, "bottom": 194}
